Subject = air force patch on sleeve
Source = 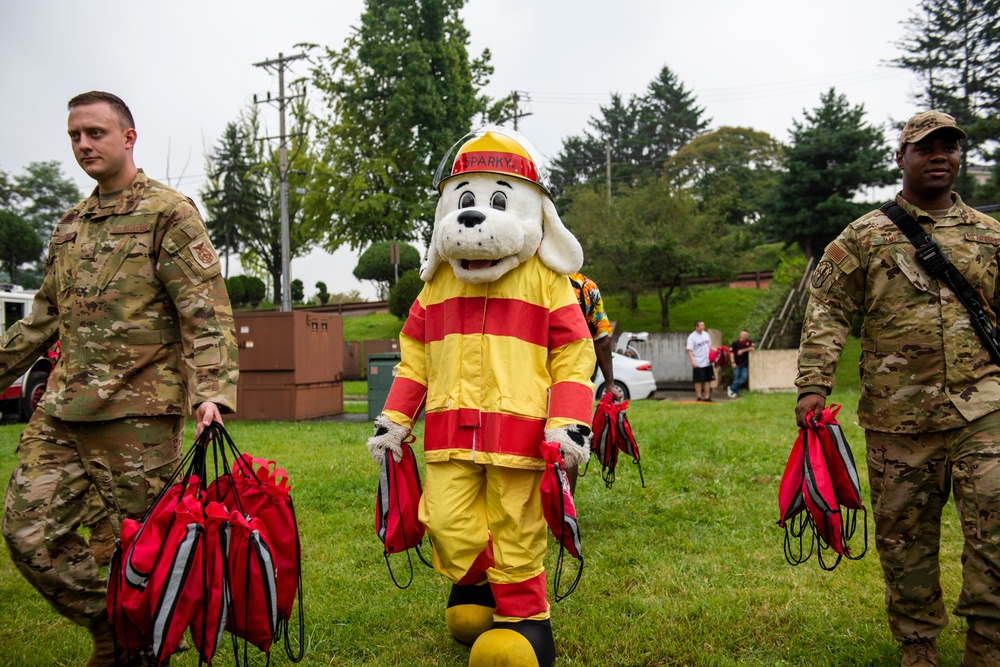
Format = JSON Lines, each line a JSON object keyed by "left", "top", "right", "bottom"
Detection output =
{"left": 189, "top": 239, "right": 219, "bottom": 269}
{"left": 812, "top": 260, "right": 833, "bottom": 289}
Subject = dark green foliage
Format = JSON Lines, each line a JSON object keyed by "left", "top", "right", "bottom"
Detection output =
{"left": 315, "top": 281, "right": 330, "bottom": 305}
{"left": 10, "top": 161, "right": 81, "bottom": 238}
{"left": 243, "top": 276, "right": 266, "bottom": 307}
{"left": 550, "top": 65, "right": 709, "bottom": 201}
{"left": 353, "top": 241, "right": 422, "bottom": 299}
{"left": 291, "top": 279, "right": 305, "bottom": 304}
{"left": 202, "top": 121, "right": 263, "bottom": 276}
{"left": 0, "top": 211, "right": 42, "bottom": 285}
{"left": 566, "top": 181, "right": 733, "bottom": 328}
{"left": 201, "top": 103, "right": 329, "bottom": 302}
{"left": 389, "top": 270, "right": 424, "bottom": 320}
{"left": 225, "top": 275, "right": 247, "bottom": 306}
{"left": 761, "top": 88, "right": 896, "bottom": 256}
{"left": 0, "top": 161, "right": 81, "bottom": 284}
{"left": 892, "top": 0, "right": 1000, "bottom": 174}
{"left": 665, "top": 126, "right": 784, "bottom": 226}
{"left": 309, "top": 0, "right": 507, "bottom": 250}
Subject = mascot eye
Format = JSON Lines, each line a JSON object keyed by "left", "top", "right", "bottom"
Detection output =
{"left": 490, "top": 192, "right": 507, "bottom": 211}
{"left": 459, "top": 192, "right": 476, "bottom": 208}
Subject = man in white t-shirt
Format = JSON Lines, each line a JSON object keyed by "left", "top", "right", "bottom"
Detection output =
{"left": 686, "top": 320, "right": 714, "bottom": 402}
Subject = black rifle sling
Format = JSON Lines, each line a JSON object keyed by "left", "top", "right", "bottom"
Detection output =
{"left": 879, "top": 201, "right": 1000, "bottom": 366}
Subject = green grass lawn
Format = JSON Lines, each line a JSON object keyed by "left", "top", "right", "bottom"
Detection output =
{"left": 0, "top": 380, "right": 972, "bottom": 666}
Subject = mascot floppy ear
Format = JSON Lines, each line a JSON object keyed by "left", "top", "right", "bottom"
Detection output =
{"left": 537, "top": 196, "right": 583, "bottom": 276}
{"left": 420, "top": 196, "right": 447, "bottom": 282}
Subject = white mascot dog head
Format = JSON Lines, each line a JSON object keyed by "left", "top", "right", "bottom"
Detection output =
{"left": 422, "top": 129, "right": 583, "bottom": 284}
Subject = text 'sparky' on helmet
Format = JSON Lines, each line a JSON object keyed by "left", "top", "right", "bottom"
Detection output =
{"left": 433, "top": 125, "right": 552, "bottom": 196}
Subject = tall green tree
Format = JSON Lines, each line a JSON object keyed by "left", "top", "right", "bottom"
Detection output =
{"left": 550, "top": 65, "right": 710, "bottom": 200}
{"left": 309, "top": 0, "right": 507, "bottom": 250}
{"left": 201, "top": 103, "right": 329, "bottom": 301}
{"left": 12, "top": 161, "right": 82, "bottom": 237}
{"left": 761, "top": 89, "right": 896, "bottom": 257}
{"left": 0, "top": 211, "right": 43, "bottom": 285}
{"left": 664, "top": 126, "right": 784, "bottom": 226}
{"left": 0, "top": 169, "right": 15, "bottom": 209}
{"left": 892, "top": 0, "right": 1000, "bottom": 178}
{"left": 566, "top": 182, "right": 732, "bottom": 328}
{"left": 201, "top": 121, "right": 263, "bottom": 277}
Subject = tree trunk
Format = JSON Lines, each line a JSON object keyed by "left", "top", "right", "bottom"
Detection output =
{"left": 659, "top": 287, "right": 670, "bottom": 329}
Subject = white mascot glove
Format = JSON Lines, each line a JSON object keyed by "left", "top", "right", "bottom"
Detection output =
{"left": 367, "top": 414, "right": 411, "bottom": 464}
{"left": 544, "top": 424, "right": 592, "bottom": 469}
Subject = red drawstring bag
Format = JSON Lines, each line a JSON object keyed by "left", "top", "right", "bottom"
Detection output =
{"left": 709, "top": 345, "right": 731, "bottom": 367}
{"left": 189, "top": 501, "right": 231, "bottom": 664}
{"left": 539, "top": 441, "right": 584, "bottom": 601}
{"left": 375, "top": 437, "right": 428, "bottom": 588}
{"left": 615, "top": 402, "right": 645, "bottom": 487}
{"left": 226, "top": 510, "right": 279, "bottom": 655}
{"left": 589, "top": 394, "right": 621, "bottom": 486}
{"left": 204, "top": 430, "right": 304, "bottom": 661}
{"left": 539, "top": 441, "right": 582, "bottom": 561}
{"left": 589, "top": 394, "right": 644, "bottom": 488}
{"left": 208, "top": 454, "right": 300, "bottom": 618}
{"left": 108, "top": 518, "right": 153, "bottom": 661}
{"left": 777, "top": 404, "right": 867, "bottom": 570}
{"left": 777, "top": 428, "right": 811, "bottom": 565}
{"left": 802, "top": 426, "right": 846, "bottom": 556}
{"left": 148, "top": 492, "right": 206, "bottom": 665}
{"left": 815, "top": 405, "right": 864, "bottom": 510}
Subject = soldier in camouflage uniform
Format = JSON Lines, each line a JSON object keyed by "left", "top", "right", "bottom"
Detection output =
{"left": 0, "top": 91, "right": 238, "bottom": 666}
{"left": 795, "top": 111, "right": 1000, "bottom": 667}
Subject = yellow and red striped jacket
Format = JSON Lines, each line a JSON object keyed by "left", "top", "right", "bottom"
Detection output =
{"left": 383, "top": 255, "right": 596, "bottom": 470}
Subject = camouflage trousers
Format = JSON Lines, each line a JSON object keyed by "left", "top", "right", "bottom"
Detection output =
{"left": 866, "top": 410, "right": 1000, "bottom": 645}
{"left": 2, "top": 410, "right": 182, "bottom": 627}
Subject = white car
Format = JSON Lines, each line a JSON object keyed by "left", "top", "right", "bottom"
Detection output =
{"left": 593, "top": 351, "right": 657, "bottom": 401}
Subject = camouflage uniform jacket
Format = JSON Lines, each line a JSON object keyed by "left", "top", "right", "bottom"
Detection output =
{"left": 0, "top": 170, "right": 238, "bottom": 421}
{"left": 797, "top": 192, "right": 1000, "bottom": 433}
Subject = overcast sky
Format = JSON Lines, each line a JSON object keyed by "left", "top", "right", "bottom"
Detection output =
{"left": 1, "top": 0, "right": 925, "bottom": 300}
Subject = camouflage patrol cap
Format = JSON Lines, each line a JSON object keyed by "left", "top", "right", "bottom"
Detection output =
{"left": 899, "top": 111, "right": 966, "bottom": 150}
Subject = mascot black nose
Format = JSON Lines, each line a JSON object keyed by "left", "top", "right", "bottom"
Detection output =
{"left": 458, "top": 210, "right": 486, "bottom": 228}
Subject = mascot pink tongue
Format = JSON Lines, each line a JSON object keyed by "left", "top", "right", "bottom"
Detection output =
{"left": 366, "top": 127, "right": 596, "bottom": 667}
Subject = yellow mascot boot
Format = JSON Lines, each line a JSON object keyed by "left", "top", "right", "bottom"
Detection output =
{"left": 468, "top": 620, "right": 555, "bottom": 667}
{"left": 446, "top": 582, "right": 496, "bottom": 646}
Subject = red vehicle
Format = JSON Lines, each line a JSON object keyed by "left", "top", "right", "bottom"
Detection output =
{"left": 0, "top": 287, "right": 56, "bottom": 422}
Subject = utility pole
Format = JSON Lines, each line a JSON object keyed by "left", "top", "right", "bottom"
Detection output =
{"left": 605, "top": 142, "right": 612, "bottom": 203}
{"left": 509, "top": 90, "right": 533, "bottom": 131}
{"left": 253, "top": 51, "right": 306, "bottom": 312}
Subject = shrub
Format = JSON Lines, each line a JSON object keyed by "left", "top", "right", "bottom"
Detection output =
{"left": 225, "top": 275, "right": 247, "bottom": 307}
{"left": 243, "top": 276, "right": 266, "bottom": 307}
{"left": 389, "top": 270, "right": 424, "bottom": 320}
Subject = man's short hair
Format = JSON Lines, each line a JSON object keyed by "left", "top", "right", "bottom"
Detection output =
{"left": 68, "top": 91, "right": 135, "bottom": 130}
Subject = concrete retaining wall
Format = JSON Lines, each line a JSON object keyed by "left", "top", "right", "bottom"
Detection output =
{"left": 623, "top": 331, "right": 798, "bottom": 392}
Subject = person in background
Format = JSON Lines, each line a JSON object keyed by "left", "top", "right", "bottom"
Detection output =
{"left": 795, "top": 111, "right": 1000, "bottom": 667}
{"left": 727, "top": 330, "right": 754, "bottom": 399}
{"left": 0, "top": 91, "right": 238, "bottom": 666}
{"left": 686, "top": 320, "right": 714, "bottom": 402}
{"left": 566, "top": 272, "right": 622, "bottom": 492}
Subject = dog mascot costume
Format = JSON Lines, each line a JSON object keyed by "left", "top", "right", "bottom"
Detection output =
{"left": 367, "top": 128, "right": 595, "bottom": 667}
